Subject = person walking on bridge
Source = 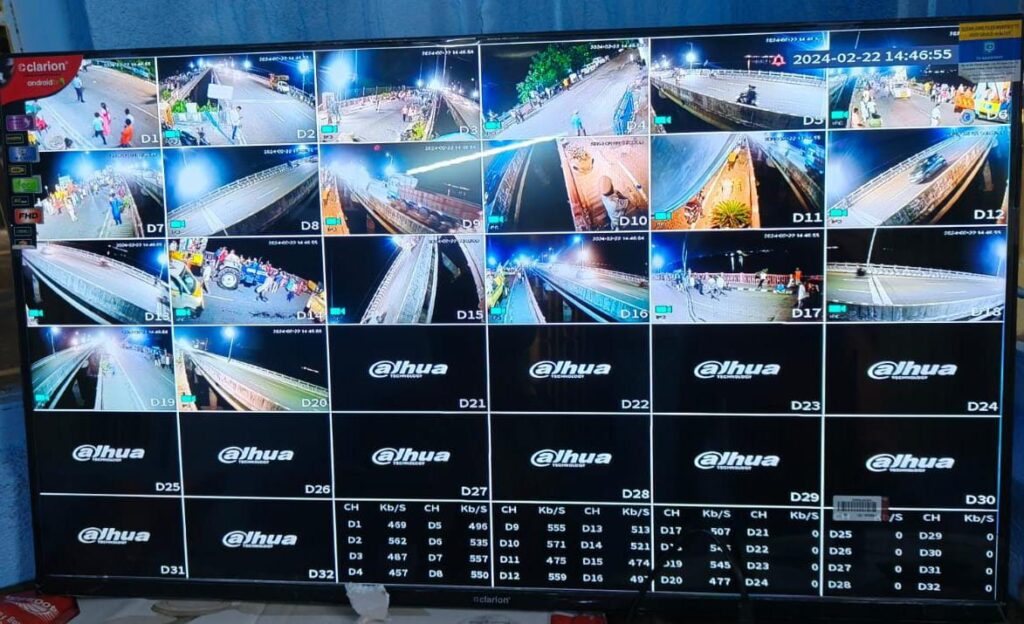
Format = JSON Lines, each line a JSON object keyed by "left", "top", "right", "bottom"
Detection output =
{"left": 571, "top": 110, "right": 587, "bottom": 136}
{"left": 229, "top": 106, "right": 243, "bottom": 143}
{"left": 72, "top": 74, "right": 85, "bottom": 103}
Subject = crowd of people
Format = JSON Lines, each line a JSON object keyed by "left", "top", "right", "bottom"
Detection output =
{"left": 29, "top": 71, "right": 137, "bottom": 149}
{"left": 849, "top": 75, "right": 1010, "bottom": 128}
{"left": 202, "top": 246, "right": 315, "bottom": 305}
{"left": 34, "top": 171, "right": 136, "bottom": 229}
{"left": 675, "top": 266, "right": 817, "bottom": 310}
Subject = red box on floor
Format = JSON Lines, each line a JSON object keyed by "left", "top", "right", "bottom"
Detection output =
{"left": 0, "top": 593, "right": 79, "bottom": 624}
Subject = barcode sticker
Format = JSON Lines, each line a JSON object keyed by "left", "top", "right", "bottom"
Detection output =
{"left": 833, "top": 495, "right": 887, "bottom": 522}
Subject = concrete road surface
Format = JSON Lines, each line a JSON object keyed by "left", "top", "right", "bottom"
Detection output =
{"left": 538, "top": 266, "right": 648, "bottom": 312}
{"left": 186, "top": 349, "right": 327, "bottom": 411}
{"left": 666, "top": 73, "right": 826, "bottom": 120}
{"left": 31, "top": 346, "right": 90, "bottom": 405}
{"left": 362, "top": 239, "right": 435, "bottom": 324}
{"left": 36, "top": 185, "right": 137, "bottom": 240}
{"left": 24, "top": 244, "right": 167, "bottom": 322}
{"left": 492, "top": 51, "right": 645, "bottom": 139}
{"left": 850, "top": 92, "right": 963, "bottom": 129}
{"left": 205, "top": 67, "right": 316, "bottom": 145}
{"left": 327, "top": 98, "right": 410, "bottom": 143}
{"left": 171, "top": 160, "right": 319, "bottom": 236}
{"left": 827, "top": 271, "right": 1003, "bottom": 306}
{"left": 198, "top": 280, "right": 316, "bottom": 325}
{"left": 100, "top": 346, "right": 174, "bottom": 411}
{"left": 653, "top": 281, "right": 796, "bottom": 322}
{"left": 439, "top": 92, "right": 482, "bottom": 136}
{"left": 36, "top": 66, "right": 159, "bottom": 151}
{"left": 836, "top": 134, "right": 991, "bottom": 227}
{"left": 494, "top": 274, "right": 543, "bottom": 324}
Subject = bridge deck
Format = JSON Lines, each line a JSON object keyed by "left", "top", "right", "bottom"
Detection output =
{"left": 26, "top": 244, "right": 167, "bottom": 319}
{"left": 827, "top": 271, "right": 1003, "bottom": 306}
{"left": 188, "top": 349, "right": 326, "bottom": 411}
{"left": 172, "top": 160, "right": 318, "bottom": 235}
{"left": 840, "top": 134, "right": 989, "bottom": 227}
{"left": 665, "top": 73, "right": 825, "bottom": 119}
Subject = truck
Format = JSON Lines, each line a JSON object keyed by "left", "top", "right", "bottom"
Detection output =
{"left": 269, "top": 74, "right": 290, "bottom": 94}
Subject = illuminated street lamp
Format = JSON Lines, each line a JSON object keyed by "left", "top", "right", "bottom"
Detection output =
{"left": 49, "top": 326, "right": 61, "bottom": 354}
{"left": 156, "top": 249, "right": 168, "bottom": 284}
{"left": 223, "top": 326, "right": 237, "bottom": 362}
{"left": 243, "top": 59, "right": 253, "bottom": 70}
{"left": 298, "top": 57, "right": 311, "bottom": 93}
{"left": 685, "top": 49, "right": 697, "bottom": 71}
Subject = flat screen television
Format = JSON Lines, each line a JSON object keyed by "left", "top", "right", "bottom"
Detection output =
{"left": 1, "top": 15, "right": 1021, "bottom": 622}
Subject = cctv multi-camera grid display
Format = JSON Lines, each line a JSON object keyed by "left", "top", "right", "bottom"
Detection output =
{"left": 1, "top": 15, "right": 1020, "bottom": 621}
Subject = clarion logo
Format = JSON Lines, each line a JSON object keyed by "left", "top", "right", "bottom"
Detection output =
{"left": 72, "top": 444, "right": 145, "bottom": 463}
{"left": 368, "top": 360, "right": 448, "bottom": 379}
{"left": 77, "top": 527, "right": 151, "bottom": 545}
{"left": 528, "top": 360, "right": 612, "bottom": 379}
{"left": 17, "top": 60, "right": 69, "bottom": 73}
{"left": 693, "top": 360, "right": 781, "bottom": 380}
{"left": 867, "top": 360, "right": 957, "bottom": 381}
{"left": 222, "top": 530, "right": 298, "bottom": 549}
{"left": 217, "top": 446, "right": 295, "bottom": 465}
{"left": 694, "top": 451, "right": 781, "bottom": 471}
{"left": 866, "top": 453, "right": 955, "bottom": 473}
{"left": 372, "top": 447, "right": 451, "bottom": 466}
{"left": 530, "top": 449, "right": 612, "bottom": 468}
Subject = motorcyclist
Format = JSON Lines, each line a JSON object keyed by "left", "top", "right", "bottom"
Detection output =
{"left": 739, "top": 84, "right": 758, "bottom": 106}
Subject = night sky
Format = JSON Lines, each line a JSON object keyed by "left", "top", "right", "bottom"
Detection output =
{"left": 651, "top": 31, "right": 826, "bottom": 77}
{"left": 29, "top": 327, "right": 171, "bottom": 360}
{"left": 827, "top": 228, "right": 1006, "bottom": 276}
{"left": 481, "top": 39, "right": 639, "bottom": 118}
{"left": 830, "top": 25, "right": 960, "bottom": 51}
{"left": 825, "top": 126, "right": 1009, "bottom": 205}
{"left": 829, "top": 64, "right": 978, "bottom": 86}
{"left": 324, "top": 236, "right": 402, "bottom": 317}
{"left": 40, "top": 240, "right": 167, "bottom": 279}
{"left": 486, "top": 233, "right": 648, "bottom": 276}
{"left": 37, "top": 149, "right": 162, "bottom": 190}
{"left": 174, "top": 325, "right": 327, "bottom": 385}
{"left": 652, "top": 231, "right": 823, "bottom": 275}
{"left": 158, "top": 51, "right": 314, "bottom": 93}
{"left": 164, "top": 144, "right": 316, "bottom": 209}
{"left": 317, "top": 47, "right": 479, "bottom": 99}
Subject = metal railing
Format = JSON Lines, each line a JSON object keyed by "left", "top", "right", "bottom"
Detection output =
{"left": 188, "top": 349, "right": 328, "bottom": 410}
{"left": 654, "top": 68, "right": 825, "bottom": 87}
{"left": 31, "top": 345, "right": 93, "bottom": 408}
{"left": 169, "top": 158, "right": 311, "bottom": 218}
{"left": 828, "top": 262, "right": 1003, "bottom": 282}
{"left": 830, "top": 136, "right": 961, "bottom": 211}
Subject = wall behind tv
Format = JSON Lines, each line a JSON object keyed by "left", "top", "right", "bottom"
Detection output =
{"left": 1, "top": 0, "right": 1022, "bottom": 601}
